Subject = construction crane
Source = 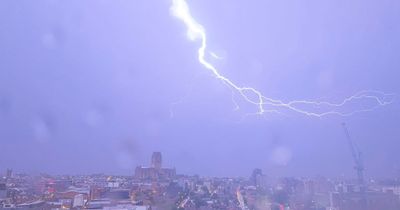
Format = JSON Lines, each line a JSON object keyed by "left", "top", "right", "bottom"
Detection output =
{"left": 341, "top": 123, "right": 365, "bottom": 190}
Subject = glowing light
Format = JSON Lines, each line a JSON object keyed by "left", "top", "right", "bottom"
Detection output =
{"left": 170, "top": 0, "right": 394, "bottom": 117}
{"left": 210, "top": 52, "right": 223, "bottom": 60}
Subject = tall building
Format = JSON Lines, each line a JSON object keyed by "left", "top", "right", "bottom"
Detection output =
{"left": 250, "top": 168, "right": 262, "bottom": 186}
{"left": 250, "top": 168, "right": 267, "bottom": 188}
{"left": 151, "top": 152, "right": 162, "bottom": 170}
{"left": 6, "top": 169, "right": 12, "bottom": 179}
{"left": 0, "top": 183, "right": 6, "bottom": 199}
{"left": 135, "top": 152, "right": 175, "bottom": 180}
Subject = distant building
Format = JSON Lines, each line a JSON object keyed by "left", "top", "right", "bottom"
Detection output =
{"left": 330, "top": 191, "right": 400, "bottom": 210}
{"left": 303, "top": 180, "right": 315, "bottom": 195}
{"left": 250, "top": 168, "right": 267, "bottom": 188}
{"left": 6, "top": 169, "right": 12, "bottom": 179}
{"left": 102, "top": 189, "right": 130, "bottom": 200}
{"left": 90, "top": 187, "right": 106, "bottom": 200}
{"left": 107, "top": 181, "right": 120, "bottom": 188}
{"left": 135, "top": 152, "right": 176, "bottom": 180}
{"left": 151, "top": 152, "right": 162, "bottom": 170}
{"left": 73, "top": 194, "right": 85, "bottom": 208}
{"left": 0, "top": 183, "right": 6, "bottom": 200}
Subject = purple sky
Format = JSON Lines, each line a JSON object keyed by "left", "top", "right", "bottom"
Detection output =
{"left": 0, "top": 0, "right": 400, "bottom": 178}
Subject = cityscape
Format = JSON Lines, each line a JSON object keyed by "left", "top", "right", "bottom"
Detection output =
{"left": 1, "top": 0, "right": 400, "bottom": 210}
{"left": 1, "top": 152, "right": 400, "bottom": 210}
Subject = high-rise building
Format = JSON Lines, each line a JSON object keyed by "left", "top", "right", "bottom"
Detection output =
{"left": 151, "top": 152, "right": 162, "bottom": 170}
{"left": 250, "top": 168, "right": 262, "bottom": 186}
{"left": 6, "top": 169, "right": 12, "bottom": 179}
{"left": 250, "top": 168, "right": 267, "bottom": 188}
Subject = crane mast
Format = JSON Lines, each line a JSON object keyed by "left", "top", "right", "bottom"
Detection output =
{"left": 341, "top": 123, "right": 365, "bottom": 189}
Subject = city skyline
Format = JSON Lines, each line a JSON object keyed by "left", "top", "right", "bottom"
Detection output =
{"left": 1, "top": 0, "right": 400, "bottom": 179}
{"left": 1, "top": 156, "right": 400, "bottom": 210}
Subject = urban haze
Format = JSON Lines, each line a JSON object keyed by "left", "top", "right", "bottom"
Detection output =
{"left": 1, "top": 0, "right": 400, "bottom": 209}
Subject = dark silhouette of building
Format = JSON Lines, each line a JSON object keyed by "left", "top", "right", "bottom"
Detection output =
{"left": 0, "top": 183, "right": 6, "bottom": 199}
{"left": 151, "top": 152, "right": 162, "bottom": 170}
{"left": 6, "top": 169, "right": 12, "bottom": 179}
{"left": 135, "top": 152, "right": 175, "bottom": 180}
{"left": 250, "top": 168, "right": 267, "bottom": 188}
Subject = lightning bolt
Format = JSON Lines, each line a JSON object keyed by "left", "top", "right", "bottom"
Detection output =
{"left": 170, "top": 0, "right": 394, "bottom": 117}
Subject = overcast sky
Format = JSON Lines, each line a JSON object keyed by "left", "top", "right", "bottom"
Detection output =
{"left": 1, "top": 0, "right": 400, "bottom": 178}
